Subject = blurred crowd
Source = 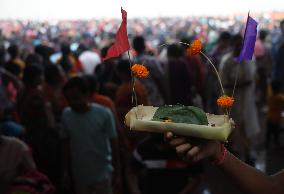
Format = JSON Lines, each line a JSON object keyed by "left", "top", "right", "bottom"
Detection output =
{"left": 0, "top": 15, "right": 284, "bottom": 194}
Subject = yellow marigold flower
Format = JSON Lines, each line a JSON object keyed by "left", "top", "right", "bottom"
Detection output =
{"left": 163, "top": 119, "right": 172, "bottom": 122}
{"left": 217, "top": 95, "right": 234, "bottom": 108}
{"left": 187, "top": 39, "right": 202, "bottom": 56}
{"left": 131, "top": 64, "right": 149, "bottom": 79}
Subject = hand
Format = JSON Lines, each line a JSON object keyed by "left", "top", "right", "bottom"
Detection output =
{"left": 164, "top": 132, "right": 221, "bottom": 163}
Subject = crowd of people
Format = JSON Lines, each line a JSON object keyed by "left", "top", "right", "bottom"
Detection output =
{"left": 0, "top": 15, "right": 283, "bottom": 194}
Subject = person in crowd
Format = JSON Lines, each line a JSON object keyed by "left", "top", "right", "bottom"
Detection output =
{"left": 4, "top": 61, "right": 22, "bottom": 79}
{"left": 62, "top": 77, "right": 121, "bottom": 194}
{"left": 57, "top": 42, "right": 76, "bottom": 75}
{"left": 17, "top": 64, "right": 55, "bottom": 133}
{"left": 266, "top": 80, "right": 284, "bottom": 147}
{"left": 25, "top": 53, "right": 43, "bottom": 67}
{"left": 206, "top": 32, "right": 231, "bottom": 113}
{"left": 0, "top": 72, "right": 24, "bottom": 139}
{"left": 44, "top": 64, "right": 67, "bottom": 123}
{"left": 84, "top": 75, "right": 116, "bottom": 113}
{"left": 272, "top": 20, "right": 284, "bottom": 84}
{"left": 180, "top": 37, "right": 206, "bottom": 99}
{"left": 254, "top": 30, "right": 272, "bottom": 106}
{"left": 0, "top": 134, "right": 36, "bottom": 194}
{"left": 164, "top": 131, "right": 284, "bottom": 194}
{"left": 6, "top": 44, "right": 25, "bottom": 78}
{"left": 166, "top": 44, "right": 192, "bottom": 105}
{"left": 98, "top": 46, "right": 122, "bottom": 100}
{"left": 17, "top": 64, "right": 59, "bottom": 190}
{"left": 84, "top": 74, "right": 130, "bottom": 194}
{"left": 219, "top": 34, "right": 260, "bottom": 163}
{"left": 0, "top": 45, "right": 6, "bottom": 67}
{"left": 115, "top": 59, "right": 149, "bottom": 154}
{"left": 34, "top": 44, "right": 54, "bottom": 68}
{"left": 115, "top": 59, "right": 149, "bottom": 125}
{"left": 128, "top": 133, "right": 204, "bottom": 194}
{"left": 0, "top": 66, "right": 23, "bottom": 108}
{"left": 132, "top": 35, "right": 165, "bottom": 106}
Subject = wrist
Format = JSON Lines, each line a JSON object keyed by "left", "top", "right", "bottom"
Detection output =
{"left": 210, "top": 142, "right": 227, "bottom": 165}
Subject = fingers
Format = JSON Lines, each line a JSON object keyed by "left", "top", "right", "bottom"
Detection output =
{"left": 163, "top": 132, "right": 205, "bottom": 162}
{"left": 176, "top": 143, "right": 192, "bottom": 155}
{"left": 193, "top": 151, "right": 206, "bottom": 162}
{"left": 170, "top": 137, "right": 187, "bottom": 146}
{"left": 185, "top": 146, "right": 201, "bottom": 161}
{"left": 186, "top": 146, "right": 200, "bottom": 157}
{"left": 164, "top": 131, "right": 173, "bottom": 140}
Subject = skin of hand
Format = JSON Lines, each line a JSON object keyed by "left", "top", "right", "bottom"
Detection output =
{"left": 164, "top": 131, "right": 284, "bottom": 194}
{"left": 164, "top": 131, "right": 222, "bottom": 162}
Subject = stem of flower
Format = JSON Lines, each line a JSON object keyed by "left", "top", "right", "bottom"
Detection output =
{"left": 127, "top": 51, "right": 138, "bottom": 119}
{"left": 231, "top": 62, "right": 240, "bottom": 99}
{"left": 178, "top": 41, "right": 225, "bottom": 95}
{"left": 200, "top": 51, "right": 225, "bottom": 96}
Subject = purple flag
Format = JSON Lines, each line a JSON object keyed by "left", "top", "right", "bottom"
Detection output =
{"left": 237, "top": 15, "right": 258, "bottom": 62}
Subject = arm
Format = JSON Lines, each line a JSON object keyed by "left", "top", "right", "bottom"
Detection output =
{"left": 165, "top": 132, "right": 284, "bottom": 194}
{"left": 219, "top": 150, "right": 284, "bottom": 194}
{"left": 105, "top": 108, "right": 122, "bottom": 192}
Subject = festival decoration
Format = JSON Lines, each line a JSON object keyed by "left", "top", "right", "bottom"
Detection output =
{"left": 103, "top": 9, "right": 257, "bottom": 141}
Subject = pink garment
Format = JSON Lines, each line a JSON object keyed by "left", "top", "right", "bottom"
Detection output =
{"left": 6, "top": 82, "right": 17, "bottom": 104}
{"left": 254, "top": 39, "right": 265, "bottom": 58}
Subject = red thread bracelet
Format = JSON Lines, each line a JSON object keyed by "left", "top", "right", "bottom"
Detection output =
{"left": 211, "top": 143, "right": 227, "bottom": 166}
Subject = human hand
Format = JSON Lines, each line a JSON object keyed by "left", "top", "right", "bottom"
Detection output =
{"left": 164, "top": 132, "right": 222, "bottom": 163}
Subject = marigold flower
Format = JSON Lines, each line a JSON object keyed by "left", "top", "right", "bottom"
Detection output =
{"left": 187, "top": 39, "right": 202, "bottom": 56}
{"left": 163, "top": 119, "right": 172, "bottom": 122}
{"left": 131, "top": 64, "right": 149, "bottom": 79}
{"left": 217, "top": 95, "right": 234, "bottom": 108}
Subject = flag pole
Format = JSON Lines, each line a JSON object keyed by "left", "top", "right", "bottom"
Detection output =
{"left": 230, "top": 11, "right": 250, "bottom": 115}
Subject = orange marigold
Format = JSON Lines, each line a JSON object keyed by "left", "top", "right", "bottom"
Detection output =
{"left": 163, "top": 119, "right": 172, "bottom": 122}
{"left": 131, "top": 64, "right": 149, "bottom": 79}
{"left": 217, "top": 95, "right": 234, "bottom": 108}
{"left": 187, "top": 39, "right": 202, "bottom": 56}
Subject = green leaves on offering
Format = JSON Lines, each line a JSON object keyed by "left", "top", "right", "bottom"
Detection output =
{"left": 152, "top": 105, "right": 208, "bottom": 125}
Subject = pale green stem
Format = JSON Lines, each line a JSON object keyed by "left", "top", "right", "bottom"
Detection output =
{"left": 200, "top": 51, "right": 225, "bottom": 96}
{"left": 177, "top": 42, "right": 225, "bottom": 96}
{"left": 127, "top": 51, "right": 138, "bottom": 119}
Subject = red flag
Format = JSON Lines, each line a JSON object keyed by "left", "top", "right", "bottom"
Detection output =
{"left": 103, "top": 8, "right": 130, "bottom": 61}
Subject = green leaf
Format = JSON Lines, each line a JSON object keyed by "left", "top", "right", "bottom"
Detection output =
{"left": 152, "top": 105, "right": 208, "bottom": 125}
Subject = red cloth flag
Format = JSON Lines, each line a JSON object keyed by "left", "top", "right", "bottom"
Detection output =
{"left": 103, "top": 8, "right": 130, "bottom": 61}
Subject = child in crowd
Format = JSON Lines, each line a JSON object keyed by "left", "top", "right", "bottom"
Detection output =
{"left": 62, "top": 77, "right": 120, "bottom": 194}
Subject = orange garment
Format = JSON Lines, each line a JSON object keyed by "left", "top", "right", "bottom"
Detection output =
{"left": 13, "top": 58, "right": 25, "bottom": 70}
{"left": 267, "top": 93, "right": 284, "bottom": 124}
{"left": 70, "top": 57, "right": 83, "bottom": 75}
{"left": 90, "top": 94, "right": 115, "bottom": 111}
{"left": 13, "top": 58, "right": 25, "bottom": 78}
{"left": 115, "top": 81, "right": 149, "bottom": 152}
{"left": 115, "top": 81, "right": 148, "bottom": 118}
